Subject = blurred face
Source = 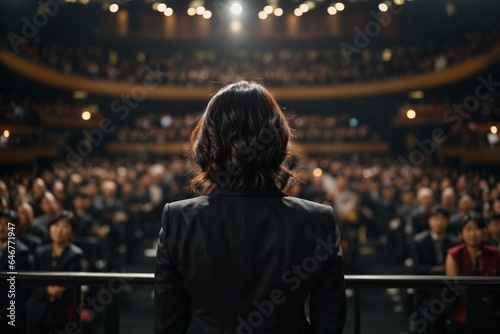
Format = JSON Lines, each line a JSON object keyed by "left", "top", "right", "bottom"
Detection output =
{"left": 17, "top": 203, "right": 34, "bottom": 228}
{"left": 429, "top": 213, "right": 449, "bottom": 235}
{"left": 488, "top": 219, "right": 500, "bottom": 239}
{"left": 0, "top": 217, "right": 8, "bottom": 243}
{"left": 40, "top": 195, "right": 59, "bottom": 215}
{"left": 32, "top": 178, "right": 47, "bottom": 199}
{"left": 458, "top": 196, "right": 474, "bottom": 214}
{"left": 49, "top": 218, "right": 73, "bottom": 244}
{"left": 441, "top": 192, "right": 455, "bottom": 209}
{"left": 460, "top": 220, "right": 486, "bottom": 248}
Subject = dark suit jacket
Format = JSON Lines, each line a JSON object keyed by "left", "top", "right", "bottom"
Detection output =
{"left": 155, "top": 185, "right": 346, "bottom": 334}
{"left": 26, "top": 242, "right": 84, "bottom": 326}
{"left": 411, "top": 230, "right": 459, "bottom": 275}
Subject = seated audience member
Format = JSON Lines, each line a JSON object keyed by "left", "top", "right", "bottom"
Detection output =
{"left": 449, "top": 193, "right": 475, "bottom": 235}
{"left": 0, "top": 210, "right": 31, "bottom": 333}
{"left": 32, "top": 192, "right": 60, "bottom": 243}
{"left": 26, "top": 211, "right": 85, "bottom": 334}
{"left": 16, "top": 201, "right": 43, "bottom": 253}
{"left": 411, "top": 187, "right": 435, "bottom": 235}
{"left": 445, "top": 213, "right": 500, "bottom": 334}
{"left": 410, "top": 206, "right": 459, "bottom": 334}
{"left": 486, "top": 213, "right": 500, "bottom": 248}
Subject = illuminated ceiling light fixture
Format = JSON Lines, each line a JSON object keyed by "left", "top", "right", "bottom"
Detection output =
{"left": 230, "top": 3, "right": 243, "bottom": 15}
{"left": 203, "top": 10, "right": 212, "bottom": 19}
{"left": 327, "top": 6, "right": 337, "bottom": 15}
{"left": 164, "top": 7, "right": 173, "bottom": 16}
{"left": 274, "top": 7, "right": 283, "bottom": 17}
{"left": 299, "top": 4, "right": 309, "bottom": 13}
{"left": 378, "top": 3, "right": 389, "bottom": 12}
{"left": 264, "top": 5, "right": 273, "bottom": 14}
{"left": 187, "top": 7, "right": 196, "bottom": 16}
{"left": 157, "top": 3, "right": 167, "bottom": 12}
{"left": 334, "top": 2, "right": 345, "bottom": 11}
{"left": 196, "top": 6, "right": 205, "bottom": 15}
{"left": 109, "top": 3, "right": 119, "bottom": 13}
{"left": 294, "top": 8, "right": 303, "bottom": 16}
{"left": 258, "top": 11, "right": 268, "bottom": 20}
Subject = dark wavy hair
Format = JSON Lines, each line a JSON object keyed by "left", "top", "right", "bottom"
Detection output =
{"left": 189, "top": 81, "right": 298, "bottom": 195}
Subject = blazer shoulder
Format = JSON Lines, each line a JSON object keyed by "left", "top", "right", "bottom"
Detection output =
{"left": 413, "top": 230, "right": 431, "bottom": 244}
{"left": 35, "top": 243, "right": 52, "bottom": 256}
{"left": 67, "top": 243, "right": 84, "bottom": 256}
{"left": 282, "top": 196, "right": 334, "bottom": 219}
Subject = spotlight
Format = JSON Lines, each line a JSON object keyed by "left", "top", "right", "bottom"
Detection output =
{"left": 258, "top": 11, "right": 268, "bottom": 20}
{"left": 196, "top": 6, "right": 205, "bottom": 15}
{"left": 82, "top": 111, "right": 91, "bottom": 121}
{"left": 274, "top": 8, "right": 283, "bottom": 16}
{"left": 299, "top": 4, "right": 309, "bottom": 13}
{"left": 378, "top": 3, "right": 389, "bottom": 12}
{"left": 406, "top": 109, "right": 416, "bottom": 120}
{"left": 157, "top": 3, "right": 166, "bottom": 12}
{"left": 230, "top": 3, "right": 243, "bottom": 15}
{"left": 264, "top": 5, "right": 273, "bottom": 14}
{"left": 313, "top": 168, "right": 323, "bottom": 177}
{"left": 294, "top": 8, "right": 303, "bottom": 16}
{"left": 109, "top": 3, "right": 119, "bottom": 13}
{"left": 394, "top": 0, "right": 405, "bottom": 4}
{"left": 334, "top": 2, "right": 345, "bottom": 11}
{"left": 203, "top": 10, "right": 212, "bottom": 19}
{"left": 187, "top": 7, "right": 196, "bottom": 16}
{"left": 164, "top": 7, "right": 173, "bottom": 16}
{"left": 327, "top": 6, "right": 337, "bottom": 15}
{"left": 491, "top": 126, "right": 498, "bottom": 134}
{"left": 2, "top": 130, "right": 9, "bottom": 138}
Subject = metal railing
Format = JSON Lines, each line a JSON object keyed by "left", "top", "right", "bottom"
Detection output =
{"left": 1, "top": 272, "right": 499, "bottom": 334}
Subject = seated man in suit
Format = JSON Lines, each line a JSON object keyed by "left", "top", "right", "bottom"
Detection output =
{"left": 410, "top": 206, "right": 459, "bottom": 334}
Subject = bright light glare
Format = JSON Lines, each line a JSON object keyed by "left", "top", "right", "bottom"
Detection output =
{"left": 264, "top": 5, "right": 273, "bottom": 14}
{"left": 230, "top": 20, "right": 242, "bottom": 33}
{"left": 394, "top": 0, "right": 405, "bottom": 5}
{"left": 313, "top": 168, "right": 323, "bottom": 177}
{"left": 109, "top": 4, "right": 119, "bottom": 13}
{"left": 230, "top": 3, "right": 243, "bottom": 15}
{"left": 157, "top": 3, "right": 166, "bottom": 12}
{"left": 491, "top": 126, "right": 498, "bottom": 134}
{"left": 2, "top": 130, "right": 9, "bottom": 138}
{"left": 378, "top": 3, "right": 389, "bottom": 12}
{"left": 164, "top": 7, "right": 173, "bottom": 16}
{"left": 335, "top": 2, "right": 345, "bottom": 11}
{"left": 203, "top": 10, "right": 212, "bottom": 19}
{"left": 294, "top": 8, "right": 303, "bottom": 16}
{"left": 327, "top": 6, "right": 337, "bottom": 15}
{"left": 274, "top": 8, "right": 283, "bottom": 16}
{"left": 406, "top": 109, "right": 416, "bottom": 120}
{"left": 258, "top": 11, "right": 268, "bottom": 20}
{"left": 196, "top": 6, "right": 205, "bottom": 15}
{"left": 82, "top": 111, "right": 91, "bottom": 121}
{"left": 187, "top": 7, "right": 196, "bottom": 16}
{"left": 152, "top": 2, "right": 159, "bottom": 10}
{"left": 299, "top": 4, "right": 309, "bottom": 12}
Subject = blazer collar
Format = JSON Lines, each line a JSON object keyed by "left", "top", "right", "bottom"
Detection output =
{"left": 208, "top": 184, "right": 285, "bottom": 197}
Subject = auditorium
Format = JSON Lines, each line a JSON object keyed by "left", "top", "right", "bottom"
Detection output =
{"left": 1, "top": 0, "right": 499, "bottom": 333}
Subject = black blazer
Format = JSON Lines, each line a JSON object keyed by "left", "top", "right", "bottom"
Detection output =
{"left": 411, "top": 230, "right": 459, "bottom": 275}
{"left": 155, "top": 185, "right": 346, "bottom": 334}
{"left": 26, "top": 242, "right": 84, "bottom": 326}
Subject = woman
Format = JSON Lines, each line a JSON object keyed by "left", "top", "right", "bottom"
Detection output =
{"left": 26, "top": 210, "right": 84, "bottom": 334}
{"left": 154, "top": 81, "right": 346, "bottom": 334}
{"left": 445, "top": 213, "right": 500, "bottom": 334}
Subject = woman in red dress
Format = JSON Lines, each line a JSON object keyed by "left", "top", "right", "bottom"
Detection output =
{"left": 445, "top": 213, "right": 500, "bottom": 334}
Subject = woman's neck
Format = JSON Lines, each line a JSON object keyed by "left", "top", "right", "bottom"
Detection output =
{"left": 466, "top": 244, "right": 481, "bottom": 257}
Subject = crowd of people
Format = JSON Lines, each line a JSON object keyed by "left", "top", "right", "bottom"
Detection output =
{"left": 113, "top": 112, "right": 381, "bottom": 143}
{"left": 1, "top": 153, "right": 500, "bottom": 331}
{"left": 4, "top": 30, "right": 498, "bottom": 86}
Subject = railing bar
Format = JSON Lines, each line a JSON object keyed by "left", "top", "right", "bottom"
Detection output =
{"left": 354, "top": 287, "right": 361, "bottom": 334}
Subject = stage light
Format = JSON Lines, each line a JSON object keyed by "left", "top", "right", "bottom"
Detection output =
{"left": 294, "top": 8, "right": 303, "bottom": 16}
{"left": 313, "top": 168, "right": 323, "bottom": 177}
{"left": 187, "top": 7, "right": 196, "bottom": 16}
{"left": 203, "top": 10, "right": 212, "bottom": 19}
{"left": 382, "top": 48, "right": 392, "bottom": 61}
{"left": 327, "top": 6, "right": 337, "bottom": 15}
{"left": 109, "top": 3, "right": 119, "bottom": 13}
{"left": 82, "top": 111, "right": 91, "bottom": 121}
{"left": 274, "top": 8, "right": 283, "bottom": 16}
{"left": 264, "top": 5, "right": 273, "bottom": 14}
{"left": 258, "top": 11, "right": 268, "bottom": 20}
{"left": 230, "top": 3, "right": 242, "bottom": 15}
{"left": 196, "top": 6, "right": 205, "bottom": 15}
{"left": 230, "top": 20, "right": 242, "bottom": 33}
{"left": 491, "top": 126, "right": 498, "bottom": 134}
{"left": 394, "top": 0, "right": 405, "bottom": 5}
{"left": 334, "top": 2, "right": 345, "bottom": 11}
{"left": 299, "top": 4, "right": 309, "bottom": 13}
{"left": 164, "top": 7, "right": 173, "bottom": 16}
{"left": 305, "top": 1, "right": 316, "bottom": 9}
{"left": 157, "top": 3, "right": 166, "bottom": 12}
{"left": 378, "top": 3, "right": 388, "bottom": 12}
{"left": 152, "top": 2, "right": 159, "bottom": 10}
{"left": 406, "top": 109, "right": 416, "bottom": 120}
{"left": 2, "top": 130, "right": 9, "bottom": 138}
